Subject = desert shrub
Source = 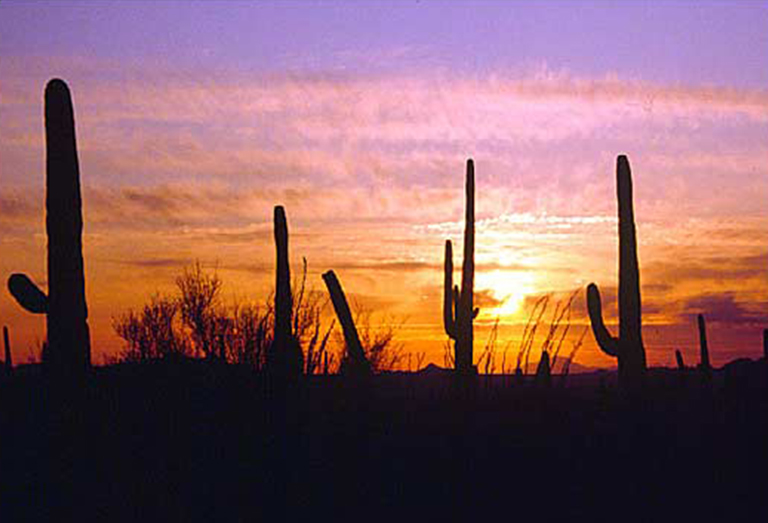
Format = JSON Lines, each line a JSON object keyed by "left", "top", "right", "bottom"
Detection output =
{"left": 113, "top": 294, "right": 190, "bottom": 362}
{"left": 112, "top": 261, "right": 341, "bottom": 372}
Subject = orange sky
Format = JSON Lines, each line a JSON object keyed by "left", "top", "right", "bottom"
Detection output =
{"left": 1, "top": 3, "right": 767, "bottom": 370}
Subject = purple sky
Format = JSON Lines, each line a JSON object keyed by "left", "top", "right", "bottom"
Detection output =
{"left": 1, "top": 1, "right": 767, "bottom": 368}
{"left": 2, "top": 1, "right": 767, "bottom": 86}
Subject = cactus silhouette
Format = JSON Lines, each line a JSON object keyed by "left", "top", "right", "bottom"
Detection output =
{"left": 443, "top": 159, "right": 477, "bottom": 376}
{"left": 697, "top": 314, "right": 711, "bottom": 372}
{"left": 3, "top": 326, "right": 12, "bottom": 373}
{"left": 535, "top": 351, "right": 551, "bottom": 387}
{"left": 763, "top": 329, "right": 767, "bottom": 360}
{"left": 267, "top": 205, "right": 303, "bottom": 378}
{"left": 6, "top": 79, "right": 91, "bottom": 373}
{"left": 675, "top": 349, "right": 685, "bottom": 370}
{"left": 322, "top": 270, "right": 371, "bottom": 376}
{"left": 586, "top": 155, "right": 646, "bottom": 388}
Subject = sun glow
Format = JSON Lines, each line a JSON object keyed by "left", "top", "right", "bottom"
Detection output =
{"left": 475, "top": 270, "right": 536, "bottom": 319}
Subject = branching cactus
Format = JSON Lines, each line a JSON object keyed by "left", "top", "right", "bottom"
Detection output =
{"left": 267, "top": 205, "right": 303, "bottom": 378}
{"left": 586, "top": 155, "right": 646, "bottom": 388}
{"left": 322, "top": 270, "right": 371, "bottom": 377}
{"left": 7, "top": 79, "right": 91, "bottom": 373}
{"left": 697, "top": 314, "right": 711, "bottom": 372}
{"left": 443, "top": 159, "right": 477, "bottom": 376}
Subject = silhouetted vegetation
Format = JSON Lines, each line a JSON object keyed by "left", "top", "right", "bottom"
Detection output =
{"left": 697, "top": 313, "right": 712, "bottom": 374}
{"left": 587, "top": 155, "right": 647, "bottom": 389}
{"left": 3, "top": 79, "right": 768, "bottom": 521}
{"left": 764, "top": 329, "right": 768, "bottom": 360}
{"left": 268, "top": 205, "right": 304, "bottom": 381}
{"left": 113, "top": 294, "right": 191, "bottom": 362}
{"left": 112, "top": 261, "right": 403, "bottom": 375}
{"left": 443, "top": 159, "right": 477, "bottom": 376}
{"left": 322, "top": 270, "right": 372, "bottom": 376}
{"left": 6, "top": 79, "right": 91, "bottom": 375}
{"left": 2, "top": 326, "right": 11, "bottom": 374}
{"left": 675, "top": 348, "right": 686, "bottom": 369}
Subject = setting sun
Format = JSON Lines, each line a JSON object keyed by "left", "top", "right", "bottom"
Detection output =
{"left": 476, "top": 270, "right": 537, "bottom": 319}
{"left": 1, "top": 1, "right": 766, "bottom": 371}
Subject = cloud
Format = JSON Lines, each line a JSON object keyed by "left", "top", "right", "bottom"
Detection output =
{"left": 113, "top": 257, "right": 191, "bottom": 269}
{"left": 680, "top": 293, "right": 766, "bottom": 327}
{"left": 474, "top": 289, "right": 504, "bottom": 309}
{"left": 2, "top": 58, "right": 766, "bottom": 366}
{"left": 645, "top": 251, "right": 768, "bottom": 287}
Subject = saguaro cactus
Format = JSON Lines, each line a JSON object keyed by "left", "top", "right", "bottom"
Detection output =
{"left": 763, "top": 329, "right": 767, "bottom": 360}
{"left": 534, "top": 351, "right": 551, "bottom": 388}
{"left": 7, "top": 79, "right": 91, "bottom": 373}
{"left": 322, "top": 270, "right": 371, "bottom": 376}
{"left": 443, "top": 159, "right": 477, "bottom": 375}
{"left": 3, "top": 326, "right": 12, "bottom": 373}
{"left": 267, "top": 205, "right": 303, "bottom": 378}
{"left": 586, "top": 155, "right": 646, "bottom": 388}
{"left": 697, "top": 314, "right": 711, "bottom": 372}
{"left": 675, "top": 349, "right": 685, "bottom": 370}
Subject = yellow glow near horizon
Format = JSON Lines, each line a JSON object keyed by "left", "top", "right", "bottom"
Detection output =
{"left": 475, "top": 270, "right": 536, "bottom": 319}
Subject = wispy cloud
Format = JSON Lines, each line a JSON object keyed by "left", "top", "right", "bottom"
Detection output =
{"left": 1, "top": 58, "right": 766, "bottom": 366}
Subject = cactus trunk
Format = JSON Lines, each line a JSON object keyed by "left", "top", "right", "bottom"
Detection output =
{"left": 535, "top": 351, "right": 551, "bottom": 387}
{"left": 45, "top": 79, "right": 91, "bottom": 372}
{"left": 586, "top": 155, "right": 646, "bottom": 389}
{"left": 763, "top": 329, "right": 768, "bottom": 360}
{"left": 675, "top": 349, "right": 685, "bottom": 370}
{"left": 3, "top": 326, "right": 12, "bottom": 373}
{"left": 322, "top": 270, "right": 371, "bottom": 376}
{"left": 697, "top": 314, "right": 711, "bottom": 371}
{"left": 274, "top": 206, "right": 292, "bottom": 348}
{"left": 443, "top": 159, "right": 476, "bottom": 376}
{"left": 268, "top": 205, "right": 302, "bottom": 378}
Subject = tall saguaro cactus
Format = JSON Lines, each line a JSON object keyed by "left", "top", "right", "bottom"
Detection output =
{"left": 586, "top": 155, "right": 646, "bottom": 388}
{"left": 443, "top": 159, "right": 477, "bottom": 375}
{"left": 7, "top": 79, "right": 91, "bottom": 373}
{"left": 268, "top": 205, "right": 303, "bottom": 378}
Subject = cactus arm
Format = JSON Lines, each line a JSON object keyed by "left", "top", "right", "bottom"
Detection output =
{"left": 443, "top": 240, "right": 457, "bottom": 339}
{"left": 8, "top": 273, "right": 49, "bottom": 314}
{"left": 322, "top": 270, "right": 370, "bottom": 372}
{"left": 586, "top": 283, "right": 619, "bottom": 358}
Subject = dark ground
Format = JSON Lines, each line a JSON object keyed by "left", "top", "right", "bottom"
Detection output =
{"left": 1, "top": 360, "right": 766, "bottom": 521}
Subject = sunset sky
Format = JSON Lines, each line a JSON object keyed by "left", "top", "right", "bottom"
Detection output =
{"left": 1, "top": 1, "right": 766, "bottom": 370}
